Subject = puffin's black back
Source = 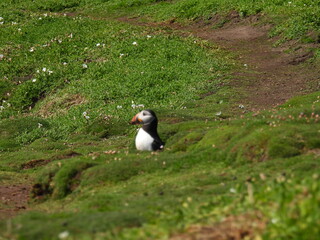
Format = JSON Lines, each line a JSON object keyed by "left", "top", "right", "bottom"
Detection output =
{"left": 142, "top": 110, "right": 164, "bottom": 150}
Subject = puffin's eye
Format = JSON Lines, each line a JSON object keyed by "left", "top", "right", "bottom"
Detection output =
{"left": 142, "top": 112, "right": 146, "bottom": 116}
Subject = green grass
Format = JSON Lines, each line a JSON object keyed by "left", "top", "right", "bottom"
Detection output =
{"left": 1, "top": 1, "right": 320, "bottom": 239}
{"left": 1, "top": 92, "right": 319, "bottom": 239}
{"left": 2, "top": 0, "right": 320, "bottom": 43}
{"left": 0, "top": 7, "right": 231, "bottom": 145}
{"left": 76, "top": 0, "right": 320, "bottom": 43}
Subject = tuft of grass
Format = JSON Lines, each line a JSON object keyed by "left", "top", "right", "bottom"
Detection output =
{"left": 0, "top": 117, "right": 50, "bottom": 150}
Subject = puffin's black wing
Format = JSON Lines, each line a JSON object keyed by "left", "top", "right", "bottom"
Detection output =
{"left": 141, "top": 113, "right": 164, "bottom": 151}
{"left": 152, "top": 138, "right": 165, "bottom": 151}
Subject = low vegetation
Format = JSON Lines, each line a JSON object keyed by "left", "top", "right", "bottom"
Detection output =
{"left": 0, "top": 0, "right": 319, "bottom": 239}
{"left": 79, "top": 0, "right": 320, "bottom": 44}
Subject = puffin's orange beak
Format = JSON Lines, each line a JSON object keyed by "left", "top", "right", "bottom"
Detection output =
{"left": 130, "top": 113, "right": 143, "bottom": 125}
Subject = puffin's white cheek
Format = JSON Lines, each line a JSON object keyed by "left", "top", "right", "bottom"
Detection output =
{"left": 142, "top": 116, "right": 154, "bottom": 125}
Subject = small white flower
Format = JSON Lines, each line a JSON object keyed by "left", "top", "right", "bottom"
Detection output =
{"left": 0, "top": 106, "right": 5, "bottom": 111}
{"left": 12, "top": 22, "right": 17, "bottom": 25}
{"left": 43, "top": 13, "right": 48, "bottom": 17}
{"left": 0, "top": 22, "right": 4, "bottom": 25}
{"left": 38, "top": 123, "right": 43, "bottom": 128}
{"left": 117, "top": 105, "right": 123, "bottom": 109}
{"left": 32, "top": 79, "right": 37, "bottom": 82}
{"left": 288, "top": 1, "right": 292, "bottom": 4}
{"left": 132, "top": 41, "right": 138, "bottom": 45}
{"left": 18, "top": 28, "right": 21, "bottom": 31}
{"left": 29, "top": 47, "right": 35, "bottom": 52}
{"left": 63, "top": 62, "right": 67, "bottom": 65}
{"left": 69, "top": 33, "right": 73, "bottom": 38}
{"left": 42, "top": 67, "right": 47, "bottom": 72}
{"left": 215, "top": 111, "right": 222, "bottom": 116}
{"left": 119, "top": 53, "right": 125, "bottom": 58}
{"left": 271, "top": 218, "right": 279, "bottom": 224}
{"left": 96, "top": 43, "right": 101, "bottom": 47}
{"left": 36, "top": 70, "right": 40, "bottom": 73}
{"left": 229, "top": 188, "right": 237, "bottom": 193}
{"left": 244, "top": 64, "right": 248, "bottom": 67}
{"left": 147, "top": 35, "right": 152, "bottom": 39}
{"left": 58, "top": 39, "right": 62, "bottom": 44}
{"left": 58, "top": 231, "right": 69, "bottom": 239}
{"left": 82, "top": 111, "right": 87, "bottom": 116}
{"left": 131, "top": 104, "right": 144, "bottom": 109}
{"left": 0, "top": 54, "right": 4, "bottom": 60}
{"left": 38, "top": 17, "right": 42, "bottom": 20}
{"left": 239, "top": 104, "right": 245, "bottom": 109}
{"left": 82, "top": 64, "right": 88, "bottom": 69}
{"left": 85, "top": 115, "right": 90, "bottom": 120}
{"left": 0, "top": 17, "right": 3, "bottom": 21}
{"left": 48, "top": 70, "right": 53, "bottom": 75}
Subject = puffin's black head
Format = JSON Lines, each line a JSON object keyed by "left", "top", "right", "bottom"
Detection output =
{"left": 130, "top": 109, "right": 157, "bottom": 125}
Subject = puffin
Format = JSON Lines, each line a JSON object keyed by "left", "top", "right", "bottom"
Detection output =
{"left": 130, "top": 109, "right": 164, "bottom": 151}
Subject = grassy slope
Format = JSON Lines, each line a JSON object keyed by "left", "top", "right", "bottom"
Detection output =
{"left": 81, "top": 0, "right": 320, "bottom": 44}
{"left": 0, "top": 0, "right": 320, "bottom": 239}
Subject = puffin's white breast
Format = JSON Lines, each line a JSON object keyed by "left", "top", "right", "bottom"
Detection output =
{"left": 135, "top": 128, "right": 154, "bottom": 151}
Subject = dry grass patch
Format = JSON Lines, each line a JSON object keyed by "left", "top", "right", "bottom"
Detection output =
{"left": 37, "top": 94, "right": 87, "bottom": 118}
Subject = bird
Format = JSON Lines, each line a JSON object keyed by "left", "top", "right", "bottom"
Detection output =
{"left": 130, "top": 109, "right": 164, "bottom": 151}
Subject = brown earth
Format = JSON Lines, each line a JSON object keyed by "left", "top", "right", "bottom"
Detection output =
{"left": 192, "top": 24, "right": 319, "bottom": 110}
{"left": 0, "top": 185, "right": 31, "bottom": 220}
{"left": 171, "top": 213, "right": 266, "bottom": 240}
{"left": 20, "top": 150, "right": 81, "bottom": 169}
{"left": 0, "top": 151, "right": 81, "bottom": 220}
{"left": 118, "top": 14, "right": 320, "bottom": 110}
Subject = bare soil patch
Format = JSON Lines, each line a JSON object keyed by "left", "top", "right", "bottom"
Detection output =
{"left": 193, "top": 23, "right": 319, "bottom": 110}
{"left": 0, "top": 151, "right": 81, "bottom": 219}
{"left": 119, "top": 15, "right": 320, "bottom": 110}
{"left": 21, "top": 151, "right": 82, "bottom": 169}
{"left": 171, "top": 213, "right": 266, "bottom": 240}
{"left": 0, "top": 185, "right": 31, "bottom": 220}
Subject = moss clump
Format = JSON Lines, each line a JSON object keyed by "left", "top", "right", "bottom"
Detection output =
{"left": 52, "top": 160, "right": 96, "bottom": 199}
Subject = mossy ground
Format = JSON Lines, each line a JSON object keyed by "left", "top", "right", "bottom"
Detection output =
{"left": 1, "top": 1, "right": 320, "bottom": 239}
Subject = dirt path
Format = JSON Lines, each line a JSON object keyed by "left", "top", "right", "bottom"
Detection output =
{"left": 191, "top": 22, "right": 319, "bottom": 110}
{"left": 119, "top": 15, "right": 320, "bottom": 110}
{"left": 0, "top": 185, "right": 31, "bottom": 220}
